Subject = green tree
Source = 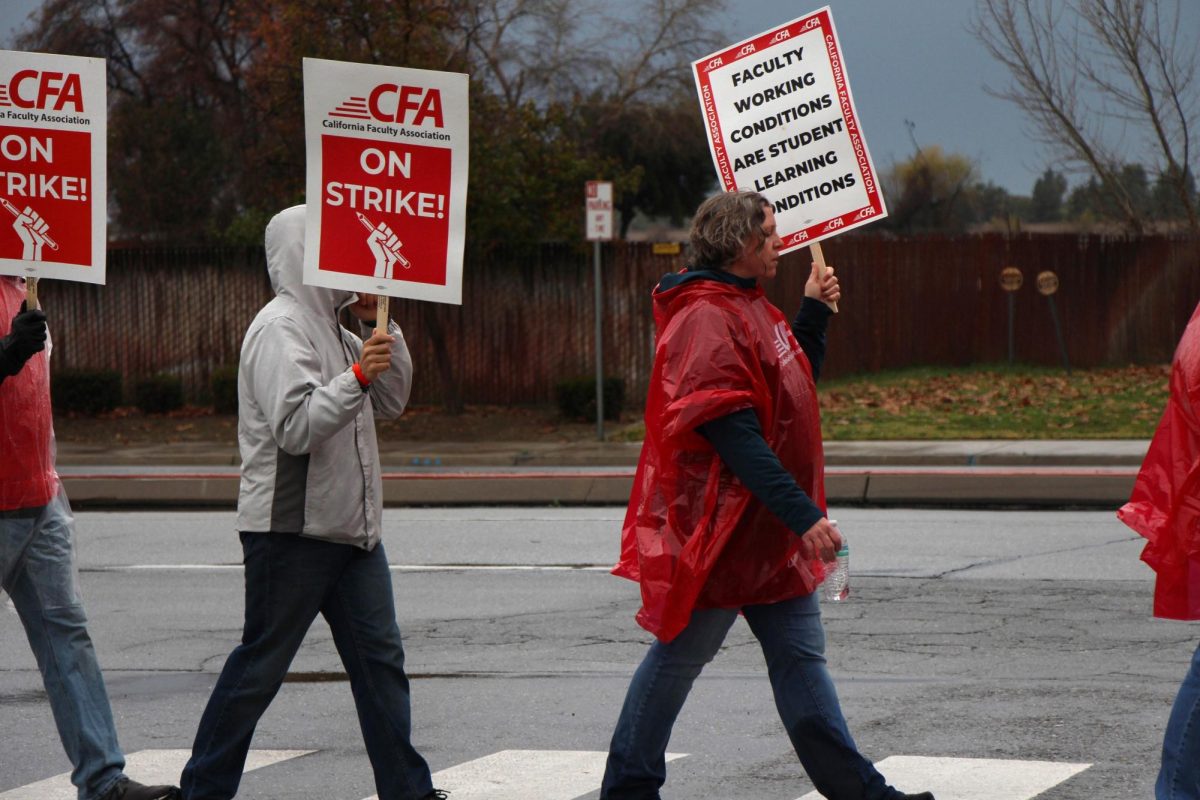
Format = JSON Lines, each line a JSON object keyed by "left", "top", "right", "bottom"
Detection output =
{"left": 14, "top": 0, "right": 721, "bottom": 244}
{"left": 1030, "top": 168, "right": 1068, "bottom": 222}
{"left": 882, "top": 144, "right": 979, "bottom": 233}
{"left": 16, "top": 0, "right": 263, "bottom": 242}
{"left": 583, "top": 92, "right": 715, "bottom": 238}
{"left": 1152, "top": 165, "right": 1198, "bottom": 221}
{"left": 1066, "top": 163, "right": 1155, "bottom": 224}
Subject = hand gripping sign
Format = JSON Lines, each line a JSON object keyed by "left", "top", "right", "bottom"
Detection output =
{"left": 0, "top": 50, "right": 107, "bottom": 305}
{"left": 693, "top": 6, "right": 886, "bottom": 310}
{"left": 303, "top": 57, "right": 469, "bottom": 325}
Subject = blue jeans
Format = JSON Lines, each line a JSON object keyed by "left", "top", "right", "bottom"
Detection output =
{"left": 601, "top": 592, "right": 901, "bottom": 800}
{"left": 1159, "top": 642, "right": 1200, "bottom": 798}
{"left": 181, "top": 532, "right": 434, "bottom": 800}
{"left": 1, "top": 493, "right": 127, "bottom": 800}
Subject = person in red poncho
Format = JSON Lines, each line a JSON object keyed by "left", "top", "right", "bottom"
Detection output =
{"left": 1119, "top": 300, "right": 1200, "bottom": 798}
{"left": 599, "top": 192, "right": 934, "bottom": 800}
{"left": 0, "top": 276, "right": 180, "bottom": 800}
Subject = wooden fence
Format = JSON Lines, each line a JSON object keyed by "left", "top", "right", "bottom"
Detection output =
{"left": 33, "top": 233, "right": 1200, "bottom": 407}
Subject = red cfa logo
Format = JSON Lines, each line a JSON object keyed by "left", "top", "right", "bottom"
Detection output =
{"left": 703, "top": 57, "right": 724, "bottom": 72}
{"left": 737, "top": 44, "right": 756, "bottom": 58}
{"left": 0, "top": 71, "right": 84, "bottom": 112}
{"left": 330, "top": 84, "right": 444, "bottom": 127}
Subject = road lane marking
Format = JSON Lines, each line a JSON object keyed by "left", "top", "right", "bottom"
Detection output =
{"left": 110, "top": 564, "right": 614, "bottom": 572}
{"left": 0, "top": 749, "right": 313, "bottom": 800}
{"left": 1, "top": 750, "right": 1092, "bottom": 799}
{"left": 796, "top": 756, "right": 1091, "bottom": 800}
{"left": 361, "top": 749, "right": 687, "bottom": 800}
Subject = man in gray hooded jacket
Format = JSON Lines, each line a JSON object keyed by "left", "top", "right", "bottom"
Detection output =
{"left": 180, "top": 206, "right": 444, "bottom": 800}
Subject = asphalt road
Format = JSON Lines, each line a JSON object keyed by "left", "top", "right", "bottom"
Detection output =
{"left": 0, "top": 507, "right": 1190, "bottom": 799}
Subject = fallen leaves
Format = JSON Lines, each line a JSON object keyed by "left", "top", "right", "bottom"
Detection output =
{"left": 821, "top": 364, "right": 1169, "bottom": 440}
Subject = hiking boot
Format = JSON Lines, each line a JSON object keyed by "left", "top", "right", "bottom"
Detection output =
{"left": 98, "top": 778, "right": 180, "bottom": 800}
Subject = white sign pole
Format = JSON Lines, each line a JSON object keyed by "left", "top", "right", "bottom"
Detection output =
{"left": 586, "top": 181, "right": 614, "bottom": 441}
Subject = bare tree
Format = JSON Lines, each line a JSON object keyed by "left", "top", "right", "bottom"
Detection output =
{"left": 452, "top": 0, "right": 724, "bottom": 110}
{"left": 971, "top": 0, "right": 1198, "bottom": 233}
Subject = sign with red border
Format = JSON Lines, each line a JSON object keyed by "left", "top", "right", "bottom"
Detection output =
{"left": 0, "top": 50, "right": 106, "bottom": 283}
{"left": 692, "top": 7, "right": 886, "bottom": 252}
{"left": 303, "top": 57, "right": 468, "bottom": 305}
{"left": 585, "top": 181, "right": 613, "bottom": 241}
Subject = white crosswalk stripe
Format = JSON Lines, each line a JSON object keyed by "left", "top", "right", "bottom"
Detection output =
{"left": 0, "top": 750, "right": 1094, "bottom": 799}
{"left": 360, "top": 750, "right": 687, "bottom": 800}
{"left": 796, "top": 756, "right": 1092, "bottom": 800}
{"left": 0, "top": 749, "right": 313, "bottom": 800}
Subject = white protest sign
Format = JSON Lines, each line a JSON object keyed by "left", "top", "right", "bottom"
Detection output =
{"left": 303, "top": 57, "right": 468, "bottom": 305}
{"left": 0, "top": 50, "right": 106, "bottom": 283}
{"left": 585, "top": 181, "right": 613, "bottom": 241}
{"left": 693, "top": 6, "right": 886, "bottom": 253}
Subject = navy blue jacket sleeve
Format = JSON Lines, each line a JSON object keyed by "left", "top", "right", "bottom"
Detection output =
{"left": 792, "top": 297, "right": 833, "bottom": 382}
{"left": 697, "top": 407, "right": 825, "bottom": 537}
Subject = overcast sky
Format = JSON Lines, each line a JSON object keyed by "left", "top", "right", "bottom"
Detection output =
{"left": 711, "top": 0, "right": 1198, "bottom": 196}
{"left": 4, "top": 0, "right": 1196, "bottom": 196}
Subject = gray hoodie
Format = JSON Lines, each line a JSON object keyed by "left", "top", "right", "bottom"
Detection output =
{"left": 235, "top": 205, "right": 412, "bottom": 548}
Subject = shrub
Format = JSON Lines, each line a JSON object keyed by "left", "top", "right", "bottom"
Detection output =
{"left": 51, "top": 369, "right": 122, "bottom": 415}
{"left": 210, "top": 365, "right": 239, "bottom": 415}
{"left": 133, "top": 373, "right": 184, "bottom": 414}
{"left": 555, "top": 376, "right": 624, "bottom": 421}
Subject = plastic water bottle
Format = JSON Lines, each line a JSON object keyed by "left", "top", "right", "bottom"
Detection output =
{"left": 822, "top": 521, "right": 850, "bottom": 602}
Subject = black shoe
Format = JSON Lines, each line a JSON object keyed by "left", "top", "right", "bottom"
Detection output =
{"left": 99, "top": 778, "right": 180, "bottom": 800}
{"left": 421, "top": 792, "right": 450, "bottom": 800}
{"left": 898, "top": 793, "right": 935, "bottom": 800}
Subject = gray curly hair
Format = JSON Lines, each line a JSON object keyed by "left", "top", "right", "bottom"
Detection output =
{"left": 688, "top": 190, "right": 771, "bottom": 270}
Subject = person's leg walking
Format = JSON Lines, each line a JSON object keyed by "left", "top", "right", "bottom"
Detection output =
{"left": 745, "top": 593, "right": 896, "bottom": 800}
{"left": 1158, "top": 642, "right": 1200, "bottom": 799}
{"left": 599, "top": 607, "right": 739, "bottom": 800}
{"left": 322, "top": 542, "right": 435, "bottom": 800}
{"left": 3, "top": 499, "right": 126, "bottom": 800}
{"left": 181, "top": 533, "right": 343, "bottom": 800}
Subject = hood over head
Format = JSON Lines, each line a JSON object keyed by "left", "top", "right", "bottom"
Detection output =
{"left": 264, "top": 205, "right": 357, "bottom": 319}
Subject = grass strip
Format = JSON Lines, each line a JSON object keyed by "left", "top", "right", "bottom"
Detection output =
{"left": 820, "top": 363, "right": 1168, "bottom": 440}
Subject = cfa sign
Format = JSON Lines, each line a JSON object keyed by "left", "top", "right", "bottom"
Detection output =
{"left": 586, "top": 181, "right": 613, "bottom": 241}
{"left": 0, "top": 49, "right": 107, "bottom": 284}
{"left": 303, "top": 57, "right": 469, "bottom": 305}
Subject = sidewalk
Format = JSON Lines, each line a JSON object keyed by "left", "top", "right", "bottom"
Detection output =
{"left": 54, "top": 438, "right": 1150, "bottom": 508}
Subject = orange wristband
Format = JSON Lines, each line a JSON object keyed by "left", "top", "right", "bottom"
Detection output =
{"left": 352, "top": 362, "right": 370, "bottom": 387}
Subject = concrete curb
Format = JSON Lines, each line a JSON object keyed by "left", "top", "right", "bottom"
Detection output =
{"left": 59, "top": 465, "right": 1138, "bottom": 509}
{"left": 54, "top": 439, "right": 1152, "bottom": 470}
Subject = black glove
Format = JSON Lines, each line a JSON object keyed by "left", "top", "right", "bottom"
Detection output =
{"left": 0, "top": 302, "right": 48, "bottom": 377}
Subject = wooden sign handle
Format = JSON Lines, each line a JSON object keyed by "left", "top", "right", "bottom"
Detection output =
{"left": 375, "top": 294, "right": 389, "bottom": 335}
{"left": 26, "top": 276, "right": 38, "bottom": 310}
{"left": 809, "top": 242, "right": 838, "bottom": 314}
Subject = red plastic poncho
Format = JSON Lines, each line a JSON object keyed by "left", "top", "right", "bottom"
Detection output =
{"left": 614, "top": 276, "right": 827, "bottom": 642}
{"left": 0, "top": 277, "right": 56, "bottom": 511}
{"left": 1119, "top": 302, "right": 1200, "bottom": 620}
